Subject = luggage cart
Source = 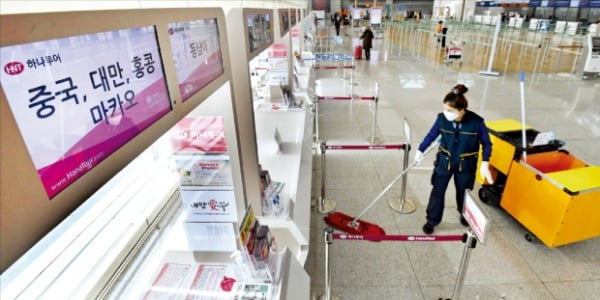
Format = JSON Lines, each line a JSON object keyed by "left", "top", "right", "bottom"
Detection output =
{"left": 476, "top": 119, "right": 600, "bottom": 247}
{"left": 444, "top": 42, "right": 463, "bottom": 66}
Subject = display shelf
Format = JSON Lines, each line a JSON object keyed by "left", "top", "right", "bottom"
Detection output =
{"left": 253, "top": 106, "right": 312, "bottom": 266}
{"left": 106, "top": 202, "right": 309, "bottom": 300}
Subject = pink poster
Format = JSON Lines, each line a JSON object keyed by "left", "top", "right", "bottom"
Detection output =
{"left": 0, "top": 26, "right": 171, "bottom": 199}
{"left": 168, "top": 19, "right": 224, "bottom": 102}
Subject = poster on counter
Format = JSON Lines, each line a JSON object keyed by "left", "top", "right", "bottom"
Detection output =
{"left": 143, "top": 262, "right": 229, "bottom": 300}
{"left": 181, "top": 189, "right": 237, "bottom": 222}
{"left": 0, "top": 26, "right": 171, "bottom": 199}
{"left": 170, "top": 116, "right": 227, "bottom": 154}
{"left": 168, "top": 18, "right": 224, "bottom": 102}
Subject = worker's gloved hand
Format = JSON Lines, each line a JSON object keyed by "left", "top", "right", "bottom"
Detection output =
{"left": 414, "top": 150, "right": 424, "bottom": 165}
{"left": 480, "top": 161, "right": 494, "bottom": 184}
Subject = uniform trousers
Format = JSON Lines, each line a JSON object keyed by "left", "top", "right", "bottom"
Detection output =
{"left": 426, "top": 165, "right": 476, "bottom": 226}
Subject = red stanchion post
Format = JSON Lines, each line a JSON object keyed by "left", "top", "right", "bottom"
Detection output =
{"left": 312, "top": 95, "right": 318, "bottom": 143}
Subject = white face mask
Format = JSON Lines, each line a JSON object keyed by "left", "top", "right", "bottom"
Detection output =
{"left": 443, "top": 110, "right": 459, "bottom": 122}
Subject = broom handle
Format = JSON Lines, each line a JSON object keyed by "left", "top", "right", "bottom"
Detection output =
{"left": 352, "top": 140, "right": 439, "bottom": 223}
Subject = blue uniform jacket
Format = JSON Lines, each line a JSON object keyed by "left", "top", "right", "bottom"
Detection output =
{"left": 419, "top": 110, "right": 492, "bottom": 173}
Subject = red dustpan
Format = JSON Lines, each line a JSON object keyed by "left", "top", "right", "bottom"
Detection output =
{"left": 324, "top": 211, "right": 386, "bottom": 235}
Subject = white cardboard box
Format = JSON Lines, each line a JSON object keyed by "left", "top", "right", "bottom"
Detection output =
{"left": 174, "top": 153, "right": 233, "bottom": 186}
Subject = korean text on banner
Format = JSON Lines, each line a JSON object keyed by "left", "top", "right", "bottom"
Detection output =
{"left": 0, "top": 26, "right": 171, "bottom": 199}
{"left": 168, "top": 18, "right": 224, "bottom": 102}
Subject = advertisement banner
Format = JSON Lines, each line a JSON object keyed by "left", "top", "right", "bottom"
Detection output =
{"left": 370, "top": 8, "right": 383, "bottom": 25}
{"left": 279, "top": 10, "right": 290, "bottom": 36}
{"left": 291, "top": 9, "right": 297, "bottom": 27}
{"left": 0, "top": 26, "right": 171, "bottom": 199}
{"left": 312, "top": 0, "right": 330, "bottom": 11}
{"left": 352, "top": 8, "right": 362, "bottom": 20}
{"left": 168, "top": 18, "right": 224, "bottom": 102}
{"left": 247, "top": 13, "right": 273, "bottom": 54}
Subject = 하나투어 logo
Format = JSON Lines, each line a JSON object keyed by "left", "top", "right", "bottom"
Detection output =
{"left": 4, "top": 62, "right": 25, "bottom": 75}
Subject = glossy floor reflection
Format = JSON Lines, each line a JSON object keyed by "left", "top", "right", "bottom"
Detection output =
{"left": 306, "top": 26, "right": 600, "bottom": 300}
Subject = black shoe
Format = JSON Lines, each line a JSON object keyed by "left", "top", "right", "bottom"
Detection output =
{"left": 460, "top": 216, "right": 469, "bottom": 227}
{"left": 422, "top": 223, "right": 434, "bottom": 235}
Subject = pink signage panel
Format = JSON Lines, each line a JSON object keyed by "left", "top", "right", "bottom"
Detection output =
{"left": 0, "top": 26, "right": 171, "bottom": 199}
{"left": 168, "top": 18, "right": 224, "bottom": 102}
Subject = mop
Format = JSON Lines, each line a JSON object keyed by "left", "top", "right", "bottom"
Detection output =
{"left": 324, "top": 140, "right": 440, "bottom": 235}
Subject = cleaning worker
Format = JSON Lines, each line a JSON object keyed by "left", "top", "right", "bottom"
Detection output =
{"left": 415, "top": 84, "right": 494, "bottom": 235}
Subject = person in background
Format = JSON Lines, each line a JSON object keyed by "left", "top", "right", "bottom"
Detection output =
{"left": 436, "top": 20, "right": 443, "bottom": 42}
{"left": 333, "top": 13, "right": 341, "bottom": 36}
{"left": 414, "top": 84, "right": 494, "bottom": 235}
{"left": 360, "top": 26, "right": 374, "bottom": 60}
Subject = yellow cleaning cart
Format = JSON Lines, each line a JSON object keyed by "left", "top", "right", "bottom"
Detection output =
{"left": 477, "top": 119, "right": 600, "bottom": 247}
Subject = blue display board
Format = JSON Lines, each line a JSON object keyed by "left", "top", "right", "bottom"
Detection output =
{"left": 529, "top": 0, "right": 543, "bottom": 7}
{"left": 554, "top": 0, "right": 571, "bottom": 6}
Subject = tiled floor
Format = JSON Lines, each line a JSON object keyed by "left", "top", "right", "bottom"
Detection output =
{"left": 305, "top": 26, "right": 600, "bottom": 300}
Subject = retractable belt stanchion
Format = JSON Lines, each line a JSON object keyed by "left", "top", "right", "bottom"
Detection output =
{"left": 319, "top": 141, "right": 408, "bottom": 214}
{"left": 315, "top": 95, "right": 320, "bottom": 143}
{"left": 318, "top": 227, "right": 339, "bottom": 300}
{"left": 321, "top": 229, "right": 474, "bottom": 300}
{"left": 318, "top": 141, "right": 336, "bottom": 214}
{"left": 450, "top": 230, "right": 477, "bottom": 300}
{"left": 387, "top": 142, "right": 416, "bottom": 213}
{"left": 350, "top": 62, "right": 355, "bottom": 99}
{"left": 370, "top": 82, "right": 381, "bottom": 144}
{"left": 389, "top": 118, "right": 416, "bottom": 214}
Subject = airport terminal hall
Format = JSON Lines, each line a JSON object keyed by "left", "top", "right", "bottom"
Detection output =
{"left": 1, "top": 0, "right": 599, "bottom": 299}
